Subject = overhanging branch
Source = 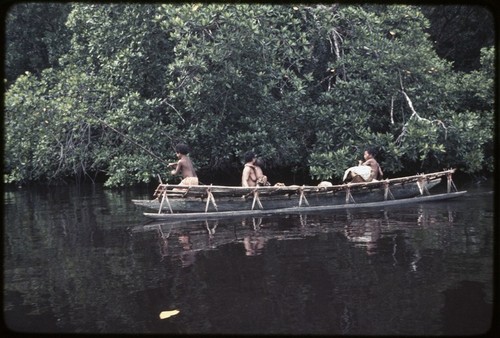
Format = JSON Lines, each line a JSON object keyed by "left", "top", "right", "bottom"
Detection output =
{"left": 396, "top": 90, "right": 448, "bottom": 144}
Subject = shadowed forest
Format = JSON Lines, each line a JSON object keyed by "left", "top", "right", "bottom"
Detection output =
{"left": 4, "top": 3, "right": 495, "bottom": 187}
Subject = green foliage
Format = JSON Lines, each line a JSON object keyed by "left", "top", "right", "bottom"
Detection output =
{"left": 421, "top": 5, "right": 495, "bottom": 72}
{"left": 309, "top": 146, "right": 355, "bottom": 181}
{"left": 4, "top": 3, "right": 72, "bottom": 86}
{"left": 4, "top": 4, "right": 495, "bottom": 186}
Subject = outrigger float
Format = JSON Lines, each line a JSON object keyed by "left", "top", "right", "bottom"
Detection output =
{"left": 132, "top": 169, "right": 466, "bottom": 221}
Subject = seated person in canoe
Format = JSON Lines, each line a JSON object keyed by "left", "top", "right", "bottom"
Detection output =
{"left": 254, "top": 157, "right": 270, "bottom": 186}
{"left": 343, "top": 147, "right": 383, "bottom": 183}
{"left": 242, "top": 152, "right": 271, "bottom": 187}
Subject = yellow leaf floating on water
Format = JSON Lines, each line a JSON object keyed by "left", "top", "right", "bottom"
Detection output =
{"left": 159, "top": 309, "right": 180, "bottom": 319}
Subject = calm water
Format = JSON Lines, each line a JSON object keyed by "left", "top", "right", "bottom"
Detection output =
{"left": 3, "top": 179, "right": 495, "bottom": 335}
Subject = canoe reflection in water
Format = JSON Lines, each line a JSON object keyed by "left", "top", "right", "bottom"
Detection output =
{"left": 149, "top": 216, "right": 270, "bottom": 265}
{"left": 155, "top": 223, "right": 200, "bottom": 267}
{"left": 131, "top": 205, "right": 460, "bottom": 267}
{"left": 242, "top": 218, "right": 266, "bottom": 256}
{"left": 344, "top": 218, "right": 382, "bottom": 256}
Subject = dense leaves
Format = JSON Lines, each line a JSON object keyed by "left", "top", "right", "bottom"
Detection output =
{"left": 4, "top": 4, "right": 495, "bottom": 186}
{"left": 421, "top": 5, "right": 495, "bottom": 72}
{"left": 4, "top": 3, "right": 72, "bottom": 86}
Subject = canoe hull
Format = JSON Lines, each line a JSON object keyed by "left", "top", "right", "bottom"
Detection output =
{"left": 142, "top": 191, "right": 467, "bottom": 221}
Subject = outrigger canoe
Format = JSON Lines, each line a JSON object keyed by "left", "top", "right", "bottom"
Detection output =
{"left": 132, "top": 169, "right": 466, "bottom": 221}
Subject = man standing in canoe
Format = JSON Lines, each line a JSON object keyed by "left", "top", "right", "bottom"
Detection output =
{"left": 241, "top": 151, "right": 258, "bottom": 187}
{"left": 168, "top": 143, "right": 198, "bottom": 186}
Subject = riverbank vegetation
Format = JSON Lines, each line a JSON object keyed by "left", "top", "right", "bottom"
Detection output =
{"left": 4, "top": 3, "right": 495, "bottom": 187}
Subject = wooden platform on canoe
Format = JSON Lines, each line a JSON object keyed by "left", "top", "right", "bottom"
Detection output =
{"left": 149, "top": 169, "right": 458, "bottom": 199}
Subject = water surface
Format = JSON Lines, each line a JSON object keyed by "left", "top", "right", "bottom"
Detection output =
{"left": 3, "top": 180, "right": 495, "bottom": 334}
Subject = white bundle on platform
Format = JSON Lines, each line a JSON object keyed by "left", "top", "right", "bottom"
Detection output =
{"left": 343, "top": 165, "right": 371, "bottom": 182}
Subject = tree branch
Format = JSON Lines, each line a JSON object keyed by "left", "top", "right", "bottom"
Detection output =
{"left": 396, "top": 90, "right": 448, "bottom": 144}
